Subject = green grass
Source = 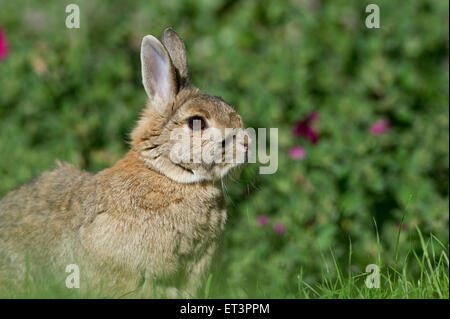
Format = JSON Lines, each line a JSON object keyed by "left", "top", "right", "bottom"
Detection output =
{"left": 1, "top": 226, "right": 447, "bottom": 299}
{"left": 294, "top": 230, "right": 449, "bottom": 299}
{"left": 204, "top": 223, "right": 449, "bottom": 299}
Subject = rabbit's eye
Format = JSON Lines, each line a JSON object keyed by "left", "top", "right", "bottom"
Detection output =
{"left": 187, "top": 116, "right": 207, "bottom": 130}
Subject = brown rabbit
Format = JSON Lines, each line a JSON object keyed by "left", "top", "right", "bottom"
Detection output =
{"left": 0, "top": 28, "right": 248, "bottom": 298}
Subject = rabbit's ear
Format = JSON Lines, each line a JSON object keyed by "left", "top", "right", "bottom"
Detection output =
{"left": 141, "top": 35, "right": 178, "bottom": 112}
{"left": 162, "top": 28, "right": 189, "bottom": 82}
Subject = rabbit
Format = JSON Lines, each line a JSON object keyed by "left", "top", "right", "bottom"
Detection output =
{"left": 0, "top": 28, "right": 249, "bottom": 298}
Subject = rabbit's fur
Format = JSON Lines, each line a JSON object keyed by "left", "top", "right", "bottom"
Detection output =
{"left": 0, "top": 28, "right": 247, "bottom": 298}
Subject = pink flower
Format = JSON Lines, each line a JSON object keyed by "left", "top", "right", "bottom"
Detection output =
{"left": 290, "top": 145, "right": 306, "bottom": 160}
{"left": 370, "top": 119, "right": 390, "bottom": 136}
{"left": 257, "top": 215, "right": 269, "bottom": 227}
{"left": 273, "top": 222, "right": 286, "bottom": 235}
{"left": 293, "top": 110, "right": 320, "bottom": 144}
{"left": 0, "top": 28, "right": 9, "bottom": 60}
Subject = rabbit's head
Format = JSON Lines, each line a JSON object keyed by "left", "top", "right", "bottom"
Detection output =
{"left": 131, "top": 28, "right": 249, "bottom": 183}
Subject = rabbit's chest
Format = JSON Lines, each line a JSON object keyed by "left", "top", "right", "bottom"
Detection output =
{"left": 79, "top": 192, "right": 226, "bottom": 272}
{"left": 171, "top": 202, "right": 226, "bottom": 256}
{"left": 135, "top": 196, "right": 226, "bottom": 277}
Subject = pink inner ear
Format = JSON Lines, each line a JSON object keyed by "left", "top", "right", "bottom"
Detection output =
{"left": 148, "top": 45, "right": 171, "bottom": 103}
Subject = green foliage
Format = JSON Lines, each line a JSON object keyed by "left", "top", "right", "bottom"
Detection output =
{"left": 0, "top": 0, "right": 448, "bottom": 298}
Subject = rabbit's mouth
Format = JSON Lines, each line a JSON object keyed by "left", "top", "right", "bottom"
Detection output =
{"left": 175, "top": 163, "right": 195, "bottom": 175}
{"left": 140, "top": 147, "right": 247, "bottom": 184}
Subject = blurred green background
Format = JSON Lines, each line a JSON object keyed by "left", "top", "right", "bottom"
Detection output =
{"left": 0, "top": 0, "right": 448, "bottom": 297}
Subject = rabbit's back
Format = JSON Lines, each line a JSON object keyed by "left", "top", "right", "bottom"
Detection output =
{"left": 0, "top": 162, "right": 94, "bottom": 282}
